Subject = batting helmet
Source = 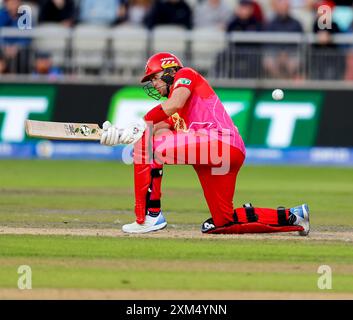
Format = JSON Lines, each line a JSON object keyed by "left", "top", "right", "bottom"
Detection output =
{"left": 141, "top": 52, "right": 183, "bottom": 83}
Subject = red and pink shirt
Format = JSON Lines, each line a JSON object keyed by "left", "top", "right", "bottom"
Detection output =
{"left": 167, "top": 67, "right": 246, "bottom": 156}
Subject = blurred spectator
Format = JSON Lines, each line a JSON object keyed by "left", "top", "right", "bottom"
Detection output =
{"left": 215, "top": 0, "right": 263, "bottom": 78}
{"left": 310, "top": 5, "right": 345, "bottom": 79}
{"left": 38, "top": 0, "right": 75, "bottom": 27}
{"left": 343, "top": 5, "right": 353, "bottom": 80}
{"left": 0, "top": 0, "right": 22, "bottom": 28}
{"left": 263, "top": 0, "right": 303, "bottom": 79}
{"left": 288, "top": 0, "right": 313, "bottom": 8}
{"left": 0, "top": 50, "right": 8, "bottom": 74}
{"left": 310, "top": 0, "right": 335, "bottom": 9}
{"left": 267, "top": 0, "right": 303, "bottom": 32}
{"left": 193, "top": 0, "right": 232, "bottom": 30}
{"left": 78, "top": 0, "right": 128, "bottom": 25}
{"left": 32, "top": 51, "right": 62, "bottom": 78}
{"left": 127, "top": 0, "right": 151, "bottom": 26}
{"left": 287, "top": 0, "right": 315, "bottom": 32}
{"left": 250, "top": 0, "right": 265, "bottom": 23}
{"left": 273, "top": 0, "right": 314, "bottom": 17}
{"left": 0, "top": 0, "right": 31, "bottom": 73}
{"left": 144, "top": 0, "right": 192, "bottom": 29}
{"left": 227, "top": 0, "right": 262, "bottom": 32}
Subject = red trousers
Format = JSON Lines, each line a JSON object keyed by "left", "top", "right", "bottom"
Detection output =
{"left": 133, "top": 130, "right": 302, "bottom": 233}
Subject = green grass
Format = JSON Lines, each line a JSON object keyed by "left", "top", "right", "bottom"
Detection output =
{"left": 0, "top": 159, "right": 352, "bottom": 294}
{"left": 3, "top": 265, "right": 353, "bottom": 292}
{"left": 0, "top": 160, "right": 352, "bottom": 227}
{"left": 2, "top": 235, "right": 353, "bottom": 263}
{"left": 0, "top": 235, "right": 353, "bottom": 292}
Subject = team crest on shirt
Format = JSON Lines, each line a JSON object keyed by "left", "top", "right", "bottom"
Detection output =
{"left": 174, "top": 78, "right": 192, "bottom": 88}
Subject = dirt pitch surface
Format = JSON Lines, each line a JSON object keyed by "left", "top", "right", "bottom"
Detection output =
{"left": 1, "top": 288, "right": 353, "bottom": 300}
{"left": 1, "top": 226, "right": 353, "bottom": 242}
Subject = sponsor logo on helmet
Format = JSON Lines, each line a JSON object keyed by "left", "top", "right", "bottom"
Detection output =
{"left": 160, "top": 57, "right": 176, "bottom": 61}
{"left": 174, "top": 78, "right": 191, "bottom": 88}
{"left": 161, "top": 60, "right": 178, "bottom": 69}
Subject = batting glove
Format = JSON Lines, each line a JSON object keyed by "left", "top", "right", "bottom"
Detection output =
{"left": 119, "top": 118, "right": 147, "bottom": 145}
{"left": 100, "top": 121, "right": 121, "bottom": 146}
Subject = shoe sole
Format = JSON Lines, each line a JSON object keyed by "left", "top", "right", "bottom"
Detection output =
{"left": 122, "top": 222, "right": 167, "bottom": 234}
{"left": 298, "top": 204, "right": 310, "bottom": 236}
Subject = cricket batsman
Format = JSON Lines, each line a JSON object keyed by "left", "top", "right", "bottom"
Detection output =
{"left": 100, "top": 52, "right": 310, "bottom": 235}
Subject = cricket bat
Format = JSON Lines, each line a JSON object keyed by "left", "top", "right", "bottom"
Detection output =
{"left": 25, "top": 120, "right": 102, "bottom": 141}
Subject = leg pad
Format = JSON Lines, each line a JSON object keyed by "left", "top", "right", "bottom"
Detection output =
{"left": 204, "top": 222, "right": 304, "bottom": 234}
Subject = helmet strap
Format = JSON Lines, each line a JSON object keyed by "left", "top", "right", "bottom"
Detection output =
{"left": 160, "top": 67, "right": 181, "bottom": 96}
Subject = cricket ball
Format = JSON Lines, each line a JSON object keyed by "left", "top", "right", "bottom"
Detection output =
{"left": 272, "top": 89, "right": 284, "bottom": 101}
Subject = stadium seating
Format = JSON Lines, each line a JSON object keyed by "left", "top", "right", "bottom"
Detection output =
{"left": 190, "top": 27, "right": 226, "bottom": 75}
{"left": 0, "top": 0, "right": 351, "bottom": 81}
{"left": 151, "top": 25, "right": 188, "bottom": 63}
{"left": 33, "top": 23, "right": 71, "bottom": 67}
{"left": 111, "top": 24, "right": 149, "bottom": 75}
{"left": 71, "top": 24, "right": 110, "bottom": 73}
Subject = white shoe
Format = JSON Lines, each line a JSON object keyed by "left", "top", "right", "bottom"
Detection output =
{"left": 290, "top": 204, "right": 310, "bottom": 236}
{"left": 122, "top": 211, "right": 167, "bottom": 234}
